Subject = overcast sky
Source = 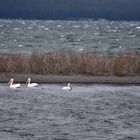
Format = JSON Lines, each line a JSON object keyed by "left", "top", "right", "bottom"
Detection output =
{"left": 0, "top": 0, "right": 140, "bottom": 20}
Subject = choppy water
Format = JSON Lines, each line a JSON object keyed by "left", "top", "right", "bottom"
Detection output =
{"left": 0, "top": 84, "right": 140, "bottom": 140}
{"left": 0, "top": 19, "right": 140, "bottom": 55}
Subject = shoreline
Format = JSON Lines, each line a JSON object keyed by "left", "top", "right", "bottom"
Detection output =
{"left": 1, "top": 52, "right": 140, "bottom": 77}
{"left": 1, "top": 73, "right": 140, "bottom": 84}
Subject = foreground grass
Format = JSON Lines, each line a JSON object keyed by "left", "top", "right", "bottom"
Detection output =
{"left": 0, "top": 51, "right": 140, "bottom": 76}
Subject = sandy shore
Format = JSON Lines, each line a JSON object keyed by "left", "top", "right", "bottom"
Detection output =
{"left": 0, "top": 73, "right": 140, "bottom": 84}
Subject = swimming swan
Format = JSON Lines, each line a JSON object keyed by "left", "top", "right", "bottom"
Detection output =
{"left": 62, "top": 83, "right": 72, "bottom": 91}
{"left": 8, "top": 79, "right": 21, "bottom": 88}
{"left": 26, "top": 77, "right": 38, "bottom": 87}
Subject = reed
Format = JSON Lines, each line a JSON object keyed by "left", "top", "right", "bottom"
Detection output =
{"left": 0, "top": 51, "right": 140, "bottom": 76}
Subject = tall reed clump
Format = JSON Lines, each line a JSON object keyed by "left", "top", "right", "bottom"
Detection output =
{"left": 0, "top": 50, "right": 140, "bottom": 76}
{"left": 0, "top": 53, "right": 30, "bottom": 73}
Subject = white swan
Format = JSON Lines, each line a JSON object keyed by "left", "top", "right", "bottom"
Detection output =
{"left": 8, "top": 79, "right": 21, "bottom": 88}
{"left": 26, "top": 77, "right": 38, "bottom": 87}
{"left": 62, "top": 83, "right": 72, "bottom": 91}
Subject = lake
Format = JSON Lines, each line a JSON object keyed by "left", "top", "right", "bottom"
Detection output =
{"left": 0, "top": 84, "right": 140, "bottom": 140}
{"left": 0, "top": 19, "right": 140, "bottom": 55}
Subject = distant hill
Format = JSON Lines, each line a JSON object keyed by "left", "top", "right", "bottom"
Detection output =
{"left": 0, "top": 0, "right": 140, "bottom": 20}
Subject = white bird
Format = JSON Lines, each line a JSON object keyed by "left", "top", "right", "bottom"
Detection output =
{"left": 62, "top": 83, "right": 72, "bottom": 91}
{"left": 26, "top": 77, "right": 38, "bottom": 87}
{"left": 8, "top": 79, "right": 21, "bottom": 88}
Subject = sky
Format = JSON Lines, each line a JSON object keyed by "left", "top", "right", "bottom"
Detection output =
{"left": 0, "top": 0, "right": 140, "bottom": 20}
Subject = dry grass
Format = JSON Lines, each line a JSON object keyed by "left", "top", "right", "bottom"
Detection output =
{"left": 0, "top": 51, "right": 140, "bottom": 76}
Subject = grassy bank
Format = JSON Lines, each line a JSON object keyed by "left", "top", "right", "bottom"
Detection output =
{"left": 0, "top": 51, "right": 140, "bottom": 76}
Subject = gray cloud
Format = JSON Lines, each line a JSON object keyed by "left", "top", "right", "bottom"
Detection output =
{"left": 0, "top": 0, "right": 140, "bottom": 20}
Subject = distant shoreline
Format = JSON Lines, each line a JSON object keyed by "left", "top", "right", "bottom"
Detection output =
{"left": 1, "top": 73, "right": 140, "bottom": 84}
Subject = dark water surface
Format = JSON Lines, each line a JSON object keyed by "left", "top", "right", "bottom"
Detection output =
{"left": 1, "top": 19, "right": 140, "bottom": 55}
{"left": 0, "top": 84, "right": 140, "bottom": 140}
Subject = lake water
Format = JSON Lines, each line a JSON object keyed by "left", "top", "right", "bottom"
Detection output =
{"left": 0, "top": 84, "right": 140, "bottom": 140}
{"left": 0, "top": 19, "right": 140, "bottom": 55}
{"left": 0, "top": 19, "right": 140, "bottom": 140}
